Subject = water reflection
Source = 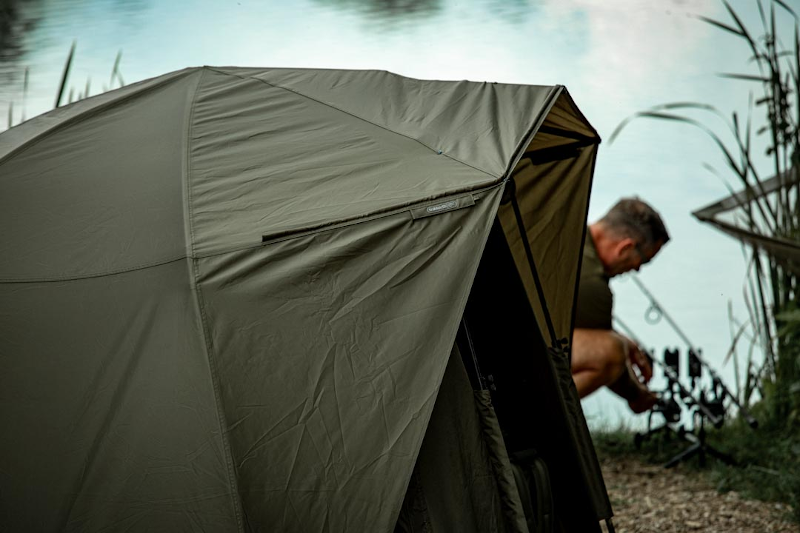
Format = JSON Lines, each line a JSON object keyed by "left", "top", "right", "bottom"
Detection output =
{"left": 0, "top": 0, "right": 42, "bottom": 88}
{"left": 313, "top": 0, "right": 442, "bottom": 23}
{"left": 313, "top": 0, "right": 539, "bottom": 28}
{"left": 0, "top": 0, "right": 150, "bottom": 124}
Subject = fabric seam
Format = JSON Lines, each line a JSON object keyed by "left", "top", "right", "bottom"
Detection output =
{"left": 187, "top": 68, "right": 247, "bottom": 532}
{"left": 0, "top": 255, "right": 187, "bottom": 284}
{"left": 205, "top": 66, "right": 500, "bottom": 180}
{"left": 191, "top": 257, "right": 246, "bottom": 532}
{"left": 501, "top": 85, "right": 564, "bottom": 182}
{"left": 0, "top": 68, "right": 196, "bottom": 167}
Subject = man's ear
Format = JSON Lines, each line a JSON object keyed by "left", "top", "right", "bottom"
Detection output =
{"left": 616, "top": 238, "right": 635, "bottom": 254}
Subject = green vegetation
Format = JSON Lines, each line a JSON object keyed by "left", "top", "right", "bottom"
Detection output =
{"left": 604, "top": 0, "right": 800, "bottom": 522}
{"left": 5, "top": 41, "right": 124, "bottom": 130}
{"left": 593, "top": 421, "right": 800, "bottom": 522}
{"left": 612, "top": 0, "right": 799, "bottom": 426}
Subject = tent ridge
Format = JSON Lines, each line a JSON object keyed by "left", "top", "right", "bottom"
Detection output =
{"left": 185, "top": 67, "right": 248, "bottom": 532}
{"left": 501, "top": 85, "right": 563, "bottom": 181}
{"left": 206, "top": 66, "right": 501, "bottom": 181}
{"left": 0, "top": 254, "right": 188, "bottom": 284}
{"left": 560, "top": 87, "right": 601, "bottom": 141}
{"left": 185, "top": 67, "right": 206, "bottom": 259}
{"left": 0, "top": 68, "right": 199, "bottom": 168}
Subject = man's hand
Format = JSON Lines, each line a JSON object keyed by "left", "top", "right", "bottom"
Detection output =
{"left": 571, "top": 328, "right": 658, "bottom": 414}
{"left": 627, "top": 385, "right": 658, "bottom": 414}
{"left": 608, "top": 353, "right": 658, "bottom": 414}
{"left": 622, "top": 335, "right": 652, "bottom": 384}
{"left": 619, "top": 336, "right": 657, "bottom": 413}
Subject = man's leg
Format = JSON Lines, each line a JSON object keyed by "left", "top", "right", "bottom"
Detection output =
{"left": 570, "top": 328, "right": 627, "bottom": 399}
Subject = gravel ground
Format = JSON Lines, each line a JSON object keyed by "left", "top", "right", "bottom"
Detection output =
{"left": 600, "top": 456, "right": 798, "bottom": 533}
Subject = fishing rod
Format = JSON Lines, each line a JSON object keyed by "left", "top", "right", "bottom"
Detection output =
{"left": 613, "top": 315, "right": 724, "bottom": 428}
{"left": 626, "top": 275, "right": 758, "bottom": 429}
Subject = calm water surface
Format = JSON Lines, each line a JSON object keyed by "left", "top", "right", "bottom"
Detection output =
{"left": 1, "top": 0, "right": 792, "bottom": 429}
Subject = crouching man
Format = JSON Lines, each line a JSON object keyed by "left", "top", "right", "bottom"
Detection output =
{"left": 571, "top": 198, "right": 669, "bottom": 413}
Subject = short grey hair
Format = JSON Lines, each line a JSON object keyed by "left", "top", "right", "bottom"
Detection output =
{"left": 599, "top": 197, "right": 670, "bottom": 252}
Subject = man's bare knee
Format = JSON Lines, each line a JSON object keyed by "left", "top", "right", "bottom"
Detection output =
{"left": 604, "top": 348, "right": 627, "bottom": 381}
{"left": 572, "top": 328, "right": 628, "bottom": 381}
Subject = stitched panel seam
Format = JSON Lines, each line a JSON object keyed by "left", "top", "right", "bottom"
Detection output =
{"left": 205, "top": 66, "right": 500, "bottom": 181}
{"left": 186, "top": 68, "right": 247, "bottom": 532}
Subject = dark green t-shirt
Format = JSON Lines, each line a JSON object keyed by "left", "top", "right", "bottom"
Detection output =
{"left": 575, "top": 230, "right": 613, "bottom": 330}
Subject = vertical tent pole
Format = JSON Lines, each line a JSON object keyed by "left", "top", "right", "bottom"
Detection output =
{"left": 503, "top": 178, "right": 561, "bottom": 350}
{"left": 458, "top": 318, "right": 487, "bottom": 391}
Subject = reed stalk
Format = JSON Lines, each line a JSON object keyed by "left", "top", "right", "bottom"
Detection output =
{"left": 612, "top": 0, "right": 800, "bottom": 426}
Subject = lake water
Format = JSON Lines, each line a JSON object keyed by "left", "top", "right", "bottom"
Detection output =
{"left": 1, "top": 0, "right": 793, "bottom": 430}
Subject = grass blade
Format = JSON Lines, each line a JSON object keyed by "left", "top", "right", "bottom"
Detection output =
{"left": 795, "top": 21, "right": 800, "bottom": 210}
{"left": 650, "top": 101, "right": 722, "bottom": 113}
{"left": 55, "top": 41, "right": 76, "bottom": 108}
{"left": 724, "top": 318, "right": 751, "bottom": 366}
{"left": 110, "top": 50, "right": 124, "bottom": 88}
{"left": 609, "top": 102, "right": 725, "bottom": 143}
{"left": 745, "top": 93, "right": 753, "bottom": 172}
{"left": 630, "top": 109, "right": 778, "bottom": 229}
{"left": 697, "top": 15, "right": 745, "bottom": 38}
{"left": 21, "top": 67, "right": 28, "bottom": 122}
{"left": 718, "top": 72, "right": 771, "bottom": 82}
{"left": 723, "top": 0, "right": 756, "bottom": 48}
{"left": 722, "top": 0, "right": 766, "bottom": 83}
{"left": 728, "top": 300, "right": 743, "bottom": 400}
{"left": 702, "top": 161, "right": 741, "bottom": 201}
{"left": 773, "top": 0, "right": 797, "bottom": 19}
{"left": 608, "top": 116, "right": 634, "bottom": 144}
{"left": 792, "top": 21, "right": 800, "bottom": 122}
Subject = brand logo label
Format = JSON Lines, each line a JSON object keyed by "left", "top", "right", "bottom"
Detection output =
{"left": 426, "top": 200, "right": 458, "bottom": 214}
{"left": 410, "top": 194, "right": 475, "bottom": 220}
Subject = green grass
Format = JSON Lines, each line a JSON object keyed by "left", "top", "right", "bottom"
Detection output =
{"left": 593, "top": 417, "right": 800, "bottom": 523}
{"left": 709, "top": 419, "right": 800, "bottom": 521}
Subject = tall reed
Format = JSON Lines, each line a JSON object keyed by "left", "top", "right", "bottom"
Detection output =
{"left": 5, "top": 42, "right": 124, "bottom": 130}
{"left": 612, "top": 0, "right": 800, "bottom": 427}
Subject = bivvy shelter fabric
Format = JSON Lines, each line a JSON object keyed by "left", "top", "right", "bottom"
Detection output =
{"left": 0, "top": 67, "right": 608, "bottom": 531}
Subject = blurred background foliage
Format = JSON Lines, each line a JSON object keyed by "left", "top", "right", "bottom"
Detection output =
{"left": 612, "top": 0, "right": 800, "bottom": 431}
{"left": 606, "top": 0, "right": 800, "bottom": 519}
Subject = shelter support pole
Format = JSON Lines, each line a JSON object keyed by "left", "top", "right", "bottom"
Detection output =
{"left": 502, "top": 178, "right": 561, "bottom": 351}
{"left": 458, "top": 318, "right": 488, "bottom": 391}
